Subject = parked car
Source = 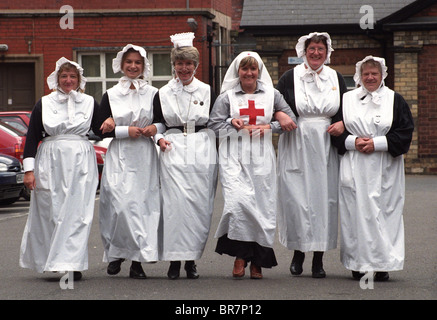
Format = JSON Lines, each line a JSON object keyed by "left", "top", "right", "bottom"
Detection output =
{"left": 0, "top": 111, "right": 107, "bottom": 188}
{"left": 0, "top": 111, "right": 31, "bottom": 134}
{"left": 0, "top": 121, "right": 26, "bottom": 164}
{"left": 0, "top": 153, "right": 24, "bottom": 205}
{"left": 94, "top": 145, "right": 106, "bottom": 186}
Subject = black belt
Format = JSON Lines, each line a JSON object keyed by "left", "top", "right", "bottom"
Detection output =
{"left": 167, "top": 125, "right": 207, "bottom": 133}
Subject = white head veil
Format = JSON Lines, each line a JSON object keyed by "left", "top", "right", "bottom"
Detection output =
{"left": 295, "top": 32, "right": 334, "bottom": 91}
{"left": 46, "top": 57, "right": 87, "bottom": 123}
{"left": 353, "top": 55, "right": 388, "bottom": 88}
{"left": 46, "top": 57, "right": 87, "bottom": 91}
{"left": 112, "top": 44, "right": 151, "bottom": 79}
{"left": 295, "top": 32, "right": 334, "bottom": 66}
{"left": 354, "top": 56, "right": 388, "bottom": 105}
{"left": 112, "top": 44, "right": 151, "bottom": 94}
{"left": 220, "top": 51, "right": 273, "bottom": 93}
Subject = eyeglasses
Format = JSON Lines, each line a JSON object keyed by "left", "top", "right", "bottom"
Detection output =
{"left": 306, "top": 47, "right": 326, "bottom": 54}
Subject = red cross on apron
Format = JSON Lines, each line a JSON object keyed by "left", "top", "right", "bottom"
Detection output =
{"left": 239, "top": 100, "right": 264, "bottom": 125}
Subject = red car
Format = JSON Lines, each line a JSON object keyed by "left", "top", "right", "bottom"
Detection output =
{"left": 0, "top": 111, "right": 31, "bottom": 134}
{"left": 0, "top": 111, "right": 106, "bottom": 186}
{"left": 0, "top": 122, "right": 26, "bottom": 164}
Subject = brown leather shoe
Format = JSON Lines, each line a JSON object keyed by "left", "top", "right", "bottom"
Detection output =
{"left": 250, "top": 263, "right": 263, "bottom": 279}
{"left": 232, "top": 258, "right": 246, "bottom": 278}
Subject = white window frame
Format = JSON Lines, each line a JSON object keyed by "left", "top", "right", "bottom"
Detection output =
{"left": 149, "top": 52, "right": 173, "bottom": 87}
{"left": 78, "top": 51, "right": 173, "bottom": 98}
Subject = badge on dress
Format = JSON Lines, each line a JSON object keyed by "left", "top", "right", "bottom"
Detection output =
{"left": 184, "top": 120, "right": 195, "bottom": 135}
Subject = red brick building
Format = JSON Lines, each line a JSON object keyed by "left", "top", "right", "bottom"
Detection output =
{"left": 0, "top": 0, "right": 233, "bottom": 107}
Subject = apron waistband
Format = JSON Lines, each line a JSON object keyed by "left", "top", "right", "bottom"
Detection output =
{"left": 43, "top": 134, "right": 89, "bottom": 142}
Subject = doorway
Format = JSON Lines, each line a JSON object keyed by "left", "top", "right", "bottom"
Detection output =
{"left": 0, "top": 63, "right": 35, "bottom": 111}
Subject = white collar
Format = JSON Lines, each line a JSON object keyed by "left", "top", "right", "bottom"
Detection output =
{"left": 297, "top": 63, "right": 329, "bottom": 91}
{"left": 357, "top": 85, "right": 386, "bottom": 105}
{"left": 116, "top": 76, "right": 149, "bottom": 95}
{"left": 52, "top": 89, "right": 84, "bottom": 124}
{"left": 168, "top": 77, "right": 200, "bottom": 95}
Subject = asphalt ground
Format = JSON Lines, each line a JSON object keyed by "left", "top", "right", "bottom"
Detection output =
{"left": 0, "top": 174, "right": 435, "bottom": 314}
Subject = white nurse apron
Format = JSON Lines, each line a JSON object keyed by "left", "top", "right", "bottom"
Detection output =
{"left": 20, "top": 91, "right": 98, "bottom": 272}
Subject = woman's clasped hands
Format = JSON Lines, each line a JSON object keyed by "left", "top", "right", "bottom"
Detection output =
{"left": 231, "top": 118, "right": 271, "bottom": 137}
{"left": 100, "top": 117, "right": 157, "bottom": 138}
{"left": 355, "top": 137, "right": 375, "bottom": 154}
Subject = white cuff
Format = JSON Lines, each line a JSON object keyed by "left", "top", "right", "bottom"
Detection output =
{"left": 115, "top": 126, "right": 130, "bottom": 139}
{"left": 373, "top": 136, "right": 388, "bottom": 152}
{"left": 153, "top": 122, "right": 166, "bottom": 134}
{"left": 345, "top": 135, "right": 358, "bottom": 151}
{"left": 154, "top": 133, "right": 165, "bottom": 144}
{"left": 23, "top": 157, "right": 35, "bottom": 172}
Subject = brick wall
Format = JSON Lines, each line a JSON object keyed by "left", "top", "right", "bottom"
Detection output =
{"left": 0, "top": 1, "right": 233, "bottom": 95}
{"left": 1, "top": 14, "right": 212, "bottom": 95}
{"left": 394, "top": 30, "right": 437, "bottom": 174}
{"left": 417, "top": 45, "right": 437, "bottom": 172}
{"left": 0, "top": 0, "right": 231, "bottom": 11}
{"left": 231, "top": 0, "right": 244, "bottom": 31}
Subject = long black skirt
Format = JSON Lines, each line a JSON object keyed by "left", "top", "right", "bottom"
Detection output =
{"left": 215, "top": 234, "right": 278, "bottom": 268}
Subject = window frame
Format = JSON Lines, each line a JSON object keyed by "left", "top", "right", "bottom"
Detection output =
{"left": 77, "top": 50, "right": 173, "bottom": 101}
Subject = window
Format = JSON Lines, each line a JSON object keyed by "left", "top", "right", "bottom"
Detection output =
{"left": 343, "top": 75, "right": 356, "bottom": 90}
{"left": 149, "top": 53, "right": 173, "bottom": 89}
{"left": 78, "top": 51, "right": 172, "bottom": 101}
{"left": 0, "top": 116, "right": 28, "bottom": 133}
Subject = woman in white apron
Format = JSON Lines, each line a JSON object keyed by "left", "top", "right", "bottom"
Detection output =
{"left": 331, "top": 56, "right": 414, "bottom": 281}
{"left": 20, "top": 57, "right": 100, "bottom": 281}
{"left": 276, "top": 32, "right": 347, "bottom": 278}
{"left": 98, "top": 45, "right": 160, "bottom": 279}
{"left": 208, "top": 51, "right": 297, "bottom": 279}
{"left": 153, "top": 33, "right": 217, "bottom": 279}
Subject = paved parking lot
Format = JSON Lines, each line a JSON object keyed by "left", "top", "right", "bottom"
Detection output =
{"left": 0, "top": 175, "right": 436, "bottom": 308}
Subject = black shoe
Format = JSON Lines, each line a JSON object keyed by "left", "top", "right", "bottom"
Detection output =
{"left": 184, "top": 261, "right": 199, "bottom": 279}
{"left": 167, "top": 261, "right": 181, "bottom": 280}
{"left": 73, "top": 271, "right": 82, "bottom": 281}
{"left": 352, "top": 271, "right": 365, "bottom": 280}
{"left": 290, "top": 250, "right": 305, "bottom": 275}
{"left": 129, "top": 261, "right": 147, "bottom": 279}
{"left": 311, "top": 251, "right": 326, "bottom": 278}
{"left": 374, "top": 272, "right": 389, "bottom": 281}
{"left": 107, "top": 258, "right": 125, "bottom": 275}
{"left": 311, "top": 266, "right": 326, "bottom": 278}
